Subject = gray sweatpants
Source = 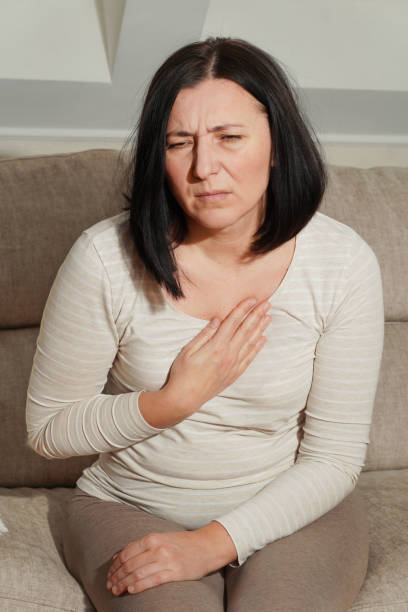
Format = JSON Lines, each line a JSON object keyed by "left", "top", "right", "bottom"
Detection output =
{"left": 62, "top": 485, "right": 369, "bottom": 611}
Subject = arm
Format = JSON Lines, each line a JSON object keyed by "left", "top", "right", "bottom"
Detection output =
{"left": 26, "top": 230, "right": 168, "bottom": 459}
{"left": 213, "top": 236, "right": 385, "bottom": 567}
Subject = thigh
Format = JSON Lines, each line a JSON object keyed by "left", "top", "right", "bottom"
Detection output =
{"left": 225, "top": 486, "right": 369, "bottom": 612}
{"left": 62, "top": 487, "right": 225, "bottom": 612}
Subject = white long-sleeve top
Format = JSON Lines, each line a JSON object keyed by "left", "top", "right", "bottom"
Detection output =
{"left": 26, "top": 209, "right": 384, "bottom": 567}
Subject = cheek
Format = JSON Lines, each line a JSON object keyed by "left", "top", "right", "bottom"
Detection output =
{"left": 236, "top": 148, "right": 271, "bottom": 188}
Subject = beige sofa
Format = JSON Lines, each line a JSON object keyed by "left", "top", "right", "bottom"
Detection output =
{"left": 0, "top": 149, "right": 407, "bottom": 611}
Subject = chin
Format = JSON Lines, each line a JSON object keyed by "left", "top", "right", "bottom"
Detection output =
{"left": 198, "top": 217, "right": 245, "bottom": 233}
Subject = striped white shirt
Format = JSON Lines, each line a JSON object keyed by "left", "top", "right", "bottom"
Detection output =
{"left": 26, "top": 209, "right": 384, "bottom": 566}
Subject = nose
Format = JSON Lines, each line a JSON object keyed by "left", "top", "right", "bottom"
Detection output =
{"left": 192, "top": 137, "right": 219, "bottom": 180}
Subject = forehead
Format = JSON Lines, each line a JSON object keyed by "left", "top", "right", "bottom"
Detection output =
{"left": 167, "top": 78, "right": 264, "bottom": 124}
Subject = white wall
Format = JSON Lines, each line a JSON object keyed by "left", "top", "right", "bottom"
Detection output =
{"left": 0, "top": 0, "right": 407, "bottom": 167}
{"left": 0, "top": 0, "right": 110, "bottom": 82}
{"left": 203, "top": 0, "right": 408, "bottom": 91}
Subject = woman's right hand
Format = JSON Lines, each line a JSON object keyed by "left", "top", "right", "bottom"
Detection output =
{"left": 160, "top": 297, "right": 272, "bottom": 419}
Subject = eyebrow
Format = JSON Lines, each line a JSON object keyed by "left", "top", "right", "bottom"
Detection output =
{"left": 166, "top": 123, "right": 246, "bottom": 138}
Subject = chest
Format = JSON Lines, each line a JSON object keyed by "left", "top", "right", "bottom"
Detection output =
{"left": 162, "top": 237, "right": 296, "bottom": 322}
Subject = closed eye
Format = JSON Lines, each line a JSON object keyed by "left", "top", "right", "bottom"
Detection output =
{"left": 166, "top": 135, "right": 242, "bottom": 149}
{"left": 166, "top": 142, "right": 187, "bottom": 149}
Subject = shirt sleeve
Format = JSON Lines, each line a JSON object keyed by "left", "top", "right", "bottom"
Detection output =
{"left": 26, "top": 230, "right": 166, "bottom": 460}
{"left": 214, "top": 236, "right": 385, "bottom": 567}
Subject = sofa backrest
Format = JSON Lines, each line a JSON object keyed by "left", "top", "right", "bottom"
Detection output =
{"left": 0, "top": 149, "right": 406, "bottom": 487}
{"left": 320, "top": 165, "right": 408, "bottom": 471}
{"left": 0, "top": 150, "right": 125, "bottom": 487}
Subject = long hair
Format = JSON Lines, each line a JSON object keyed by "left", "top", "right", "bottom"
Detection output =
{"left": 121, "top": 36, "right": 327, "bottom": 299}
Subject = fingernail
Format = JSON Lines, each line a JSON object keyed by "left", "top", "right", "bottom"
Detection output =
{"left": 106, "top": 581, "right": 112, "bottom": 589}
{"left": 112, "top": 586, "right": 119, "bottom": 594}
{"left": 262, "top": 301, "right": 271, "bottom": 311}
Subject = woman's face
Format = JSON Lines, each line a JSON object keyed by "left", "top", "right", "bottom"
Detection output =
{"left": 165, "top": 78, "right": 273, "bottom": 238}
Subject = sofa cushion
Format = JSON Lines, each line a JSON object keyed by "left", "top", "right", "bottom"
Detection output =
{"left": 0, "top": 327, "right": 96, "bottom": 487}
{"left": 364, "top": 322, "right": 408, "bottom": 471}
{"left": 0, "top": 472, "right": 406, "bottom": 612}
{"left": 320, "top": 165, "right": 408, "bottom": 322}
{"left": 0, "top": 149, "right": 126, "bottom": 328}
{"left": 0, "top": 487, "right": 93, "bottom": 612}
{"left": 350, "top": 469, "right": 408, "bottom": 611}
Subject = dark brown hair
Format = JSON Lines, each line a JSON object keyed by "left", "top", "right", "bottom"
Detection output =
{"left": 121, "top": 36, "right": 327, "bottom": 298}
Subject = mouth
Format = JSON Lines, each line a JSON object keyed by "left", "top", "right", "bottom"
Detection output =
{"left": 196, "top": 192, "right": 230, "bottom": 202}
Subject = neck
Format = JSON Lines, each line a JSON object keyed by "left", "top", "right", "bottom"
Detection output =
{"left": 179, "top": 201, "right": 267, "bottom": 271}
{"left": 183, "top": 227, "right": 258, "bottom": 270}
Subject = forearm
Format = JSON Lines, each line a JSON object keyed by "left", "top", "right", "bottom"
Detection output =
{"left": 26, "top": 389, "right": 166, "bottom": 459}
{"left": 214, "top": 458, "right": 357, "bottom": 567}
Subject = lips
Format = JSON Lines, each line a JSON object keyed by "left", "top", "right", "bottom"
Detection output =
{"left": 197, "top": 191, "right": 228, "bottom": 196}
{"left": 196, "top": 192, "right": 230, "bottom": 202}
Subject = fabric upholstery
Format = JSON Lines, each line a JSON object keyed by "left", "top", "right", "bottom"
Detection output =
{"left": 0, "top": 327, "right": 96, "bottom": 487}
{"left": 320, "top": 165, "right": 408, "bottom": 322}
{"left": 0, "top": 487, "right": 93, "bottom": 611}
{"left": 364, "top": 322, "right": 408, "bottom": 471}
{"left": 0, "top": 471, "right": 406, "bottom": 611}
{"left": 0, "top": 149, "right": 406, "bottom": 611}
{"left": 0, "top": 149, "right": 126, "bottom": 328}
{"left": 1, "top": 151, "right": 406, "bottom": 484}
{"left": 350, "top": 469, "right": 408, "bottom": 611}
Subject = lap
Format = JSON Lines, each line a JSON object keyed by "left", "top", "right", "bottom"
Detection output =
{"left": 61, "top": 485, "right": 368, "bottom": 612}
{"left": 61, "top": 487, "right": 225, "bottom": 612}
{"left": 224, "top": 486, "right": 369, "bottom": 612}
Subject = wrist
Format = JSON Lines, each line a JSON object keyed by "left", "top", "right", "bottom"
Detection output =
{"left": 139, "top": 388, "right": 185, "bottom": 429}
{"left": 160, "top": 383, "right": 197, "bottom": 419}
{"left": 194, "top": 521, "right": 238, "bottom": 568}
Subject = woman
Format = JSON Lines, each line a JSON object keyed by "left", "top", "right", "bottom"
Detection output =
{"left": 26, "top": 37, "right": 384, "bottom": 611}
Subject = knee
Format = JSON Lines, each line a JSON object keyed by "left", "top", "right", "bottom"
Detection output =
{"left": 228, "top": 592, "right": 350, "bottom": 612}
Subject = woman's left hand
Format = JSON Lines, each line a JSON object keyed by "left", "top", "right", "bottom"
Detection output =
{"left": 106, "top": 523, "right": 237, "bottom": 596}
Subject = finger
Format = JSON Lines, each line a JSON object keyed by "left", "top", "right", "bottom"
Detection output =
{"left": 107, "top": 540, "right": 146, "bottom": 580}
{"left": 107, "top": 563, "right": 129, "bottom": 588}
{"left": 107, "top": 560, "right": 121, "bottom": 579}
{"left": 108, "top": 558, "right": 131, "bottom": 585}
{"left": 239, "top": 311, "right": 271, "bottom": 352}
{"left": 113, "top": 561, "right": 163, "bottom": 596}
{"left": 107, "top": 547, "right": 157, "bottom": 589}
{"left": 107, "top": 554, "right": 124, "bottom": 578}
{"left": 126, "top": 568, "right": 173, "bottom": 595}
{"left": 182, "top": 318, "right": 220, "bottom": 355}
{"left": 239, "top": 335, "right": 268, "bottom": 371}
{"left": 230, "top": 300, "right": 271, "bottom": 351}
{"left": 108, "top": 557, "right": 141, "bottom": 587}
{"left": 237, "top": 315, "right": 270, "bottom": 364}
{"left": 211, "top": 297, "right": 257, "bottom": 344}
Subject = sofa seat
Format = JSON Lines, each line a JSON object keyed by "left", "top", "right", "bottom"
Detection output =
{"left": 0, "top": 470, "right": 407, "bottom": 612}
{"left": 350, "top": 469, "right": 408, "bottom": 611}
{"left": 0, "top": 487, "right": 93, "bottom": 612}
